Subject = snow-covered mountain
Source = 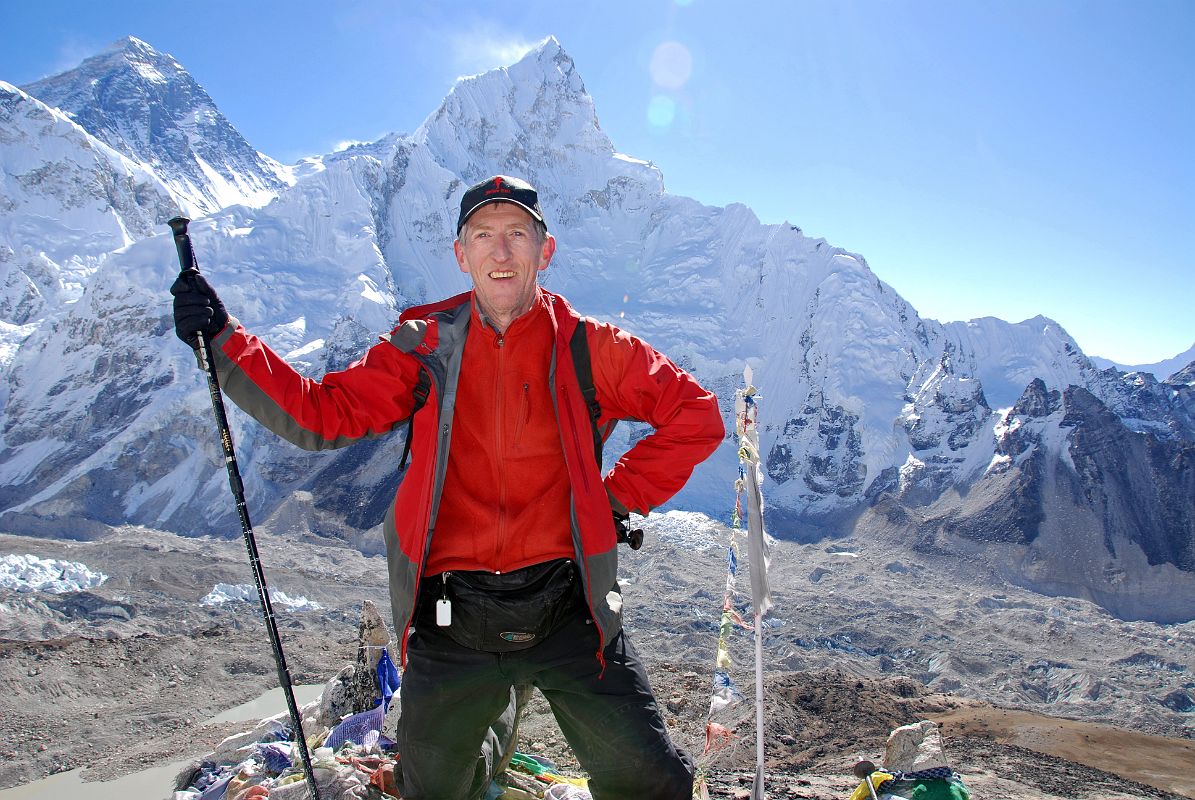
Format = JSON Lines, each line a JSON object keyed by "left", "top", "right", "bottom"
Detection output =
{"left": 1, "top": 36, "right": 294, "bottom": 371}
{"left": 0, "top": 80, "right": 180, "bottom": 353}
{"left": 1, "top": 37, "right": 1191, "bottom": 622}
{"left": 863, "top": 377, "right": 1195, "bottom": 623}
{"left": 21, "top": 36, "right": 292, "bottom": 216}
{"left": 1091, "top": 342, "right": 1195, "bottom": 382}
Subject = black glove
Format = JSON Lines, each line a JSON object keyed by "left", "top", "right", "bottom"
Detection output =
{"left": 613, "top": 512, "right": 645, "bottom": 550}
{"left": 170, "top": 269, "right": 228, "bottom": 348}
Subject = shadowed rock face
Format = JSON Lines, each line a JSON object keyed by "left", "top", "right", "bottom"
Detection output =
{"left": 914, "top": 381, "right": 1195, "bottom": 622}
{"left": 1013, "top": 377, "right": 1061, "bottom": 420}
{"left": 1062, "top": 386, "right": 1195, "bottom": 572}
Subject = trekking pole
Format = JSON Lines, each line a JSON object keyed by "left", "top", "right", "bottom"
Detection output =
{"left": 168, "top": 217, "right": 322, "bottom": 800}
{"left": 853, "top": 760, "right": 881, "bottom": 800}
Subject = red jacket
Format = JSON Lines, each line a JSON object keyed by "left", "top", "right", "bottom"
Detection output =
{"left": 211, "top": 288, "right": 725, "bottom": 662}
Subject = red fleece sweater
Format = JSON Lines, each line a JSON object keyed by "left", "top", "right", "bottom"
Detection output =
{"left": 426, "top": 297, "right": 575, "bottom": 575}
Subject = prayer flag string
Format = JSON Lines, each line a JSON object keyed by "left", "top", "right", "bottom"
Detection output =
{"left": 694, "top": 366, "right": 773, "bottom": 800}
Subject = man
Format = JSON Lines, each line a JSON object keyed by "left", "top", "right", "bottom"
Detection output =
{"left": 172, "top": 175, "right": 724, "bottom": 799}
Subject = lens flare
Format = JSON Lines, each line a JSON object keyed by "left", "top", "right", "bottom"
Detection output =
{"left": 647, "top": 95, "right": 677, "bottom": 129}
{"left": 649, "top": 41, "right": 693, "bottom": 90}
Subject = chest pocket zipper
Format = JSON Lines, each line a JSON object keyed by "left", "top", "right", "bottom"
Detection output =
{"left": 512, "top": 382, "right": 530, "bottom": 446}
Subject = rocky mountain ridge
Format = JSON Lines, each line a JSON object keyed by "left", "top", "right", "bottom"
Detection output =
{"left": 0, "top": 37, "right": 1191, "bottom": 623}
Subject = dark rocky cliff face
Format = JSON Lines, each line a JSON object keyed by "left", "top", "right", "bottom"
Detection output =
{"left": 1062, "top": 386, "right": 1195, "bottom": 572}
{"left": 906, "top": 379, "right": 1195, "bottom": 621}
{"left": 1164, "top": 362, "right": 1195, "bottom": 429}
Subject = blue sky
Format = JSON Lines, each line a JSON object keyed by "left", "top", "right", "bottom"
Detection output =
{"left": 3, "top": 0, "right": 1191, "bottom": 366}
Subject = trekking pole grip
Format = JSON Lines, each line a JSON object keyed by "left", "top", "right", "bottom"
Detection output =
{"left": 168, "top": 216, "right": 198, "bottom": 274}
{"left": 167, "top": 216, "right": 214, "bottom": 373}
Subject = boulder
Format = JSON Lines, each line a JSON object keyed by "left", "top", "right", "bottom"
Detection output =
{"left": 884, "top": 719, "right": 949, "bottom": 773}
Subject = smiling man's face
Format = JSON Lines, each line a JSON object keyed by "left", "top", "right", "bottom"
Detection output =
{"left": 454, "top": 202, "right": 556, "bottom": 332}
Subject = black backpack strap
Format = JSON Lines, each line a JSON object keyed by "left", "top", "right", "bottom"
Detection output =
{"left": 569, "top": 320, "right": 604, "bottom": 468}
{"left": 399, "top": 368, "right": 431, "bottom": 470}
{"left": 573, "top": 322, "right": 640, "bottom": 548}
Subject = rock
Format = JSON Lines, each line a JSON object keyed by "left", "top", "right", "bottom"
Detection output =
{"left": 173, "top": 761, "right": 203, "bottom": 791}
{"left": 666, "top": 694, "right": 687, "bottom": 713}
{"left": 382, "top": 693, "right": 402, "bottom": 741}
{"left": 884, "top": 719, "right": 949, "bottom": 773}
{"left": 315, "top": 664, "right": 357, "bottom": 730}
{"left": 347, "top": 601, "right": 391, "bottom": 715}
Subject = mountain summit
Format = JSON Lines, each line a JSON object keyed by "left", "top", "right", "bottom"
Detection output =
{"left": 21, "top": 36, "right": 291, "bottom": 214}
{"left": 1, "top": 38, "right": 1192, "bottom": 622}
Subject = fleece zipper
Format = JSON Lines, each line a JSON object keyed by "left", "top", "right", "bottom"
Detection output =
{"left": 493, "top": 333, "right": 507, "bottom": 566}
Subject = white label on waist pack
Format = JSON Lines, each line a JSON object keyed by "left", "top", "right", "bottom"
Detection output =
{"left": 436, "top": 598, "right": 452, "bottom": 626}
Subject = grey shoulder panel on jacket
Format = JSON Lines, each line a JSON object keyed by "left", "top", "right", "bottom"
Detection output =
{"left": 382, "top": 320, "right": 429, "bottom": 353}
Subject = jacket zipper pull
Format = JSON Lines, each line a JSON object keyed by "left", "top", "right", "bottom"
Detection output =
{"left": 436, "top": 573, "right": 452, "bottom": 627}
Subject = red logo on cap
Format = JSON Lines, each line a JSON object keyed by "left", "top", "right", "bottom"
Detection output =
{"left": 485, "top": 177, "right": 511, "bottom": 196}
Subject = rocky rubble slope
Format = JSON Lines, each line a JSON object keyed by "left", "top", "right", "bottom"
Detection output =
{"left": 0, "top": 516, "right": 1192, "bottom": 798}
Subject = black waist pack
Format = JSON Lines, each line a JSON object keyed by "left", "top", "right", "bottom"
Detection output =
{"left": 433, "top": 558, "right": 582, "bottom": 652}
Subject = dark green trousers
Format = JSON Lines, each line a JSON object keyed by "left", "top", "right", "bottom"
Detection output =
{"left": 396, "top": 587, "right": 694, "bottom": 800}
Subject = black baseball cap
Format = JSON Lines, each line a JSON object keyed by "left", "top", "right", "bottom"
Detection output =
{"left": 456, "top": 175, "right": 546, "bottom": 235}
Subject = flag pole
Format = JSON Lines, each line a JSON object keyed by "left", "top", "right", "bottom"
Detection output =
{"left": 736, "top": 365, "right": 771, "bottom": 800}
